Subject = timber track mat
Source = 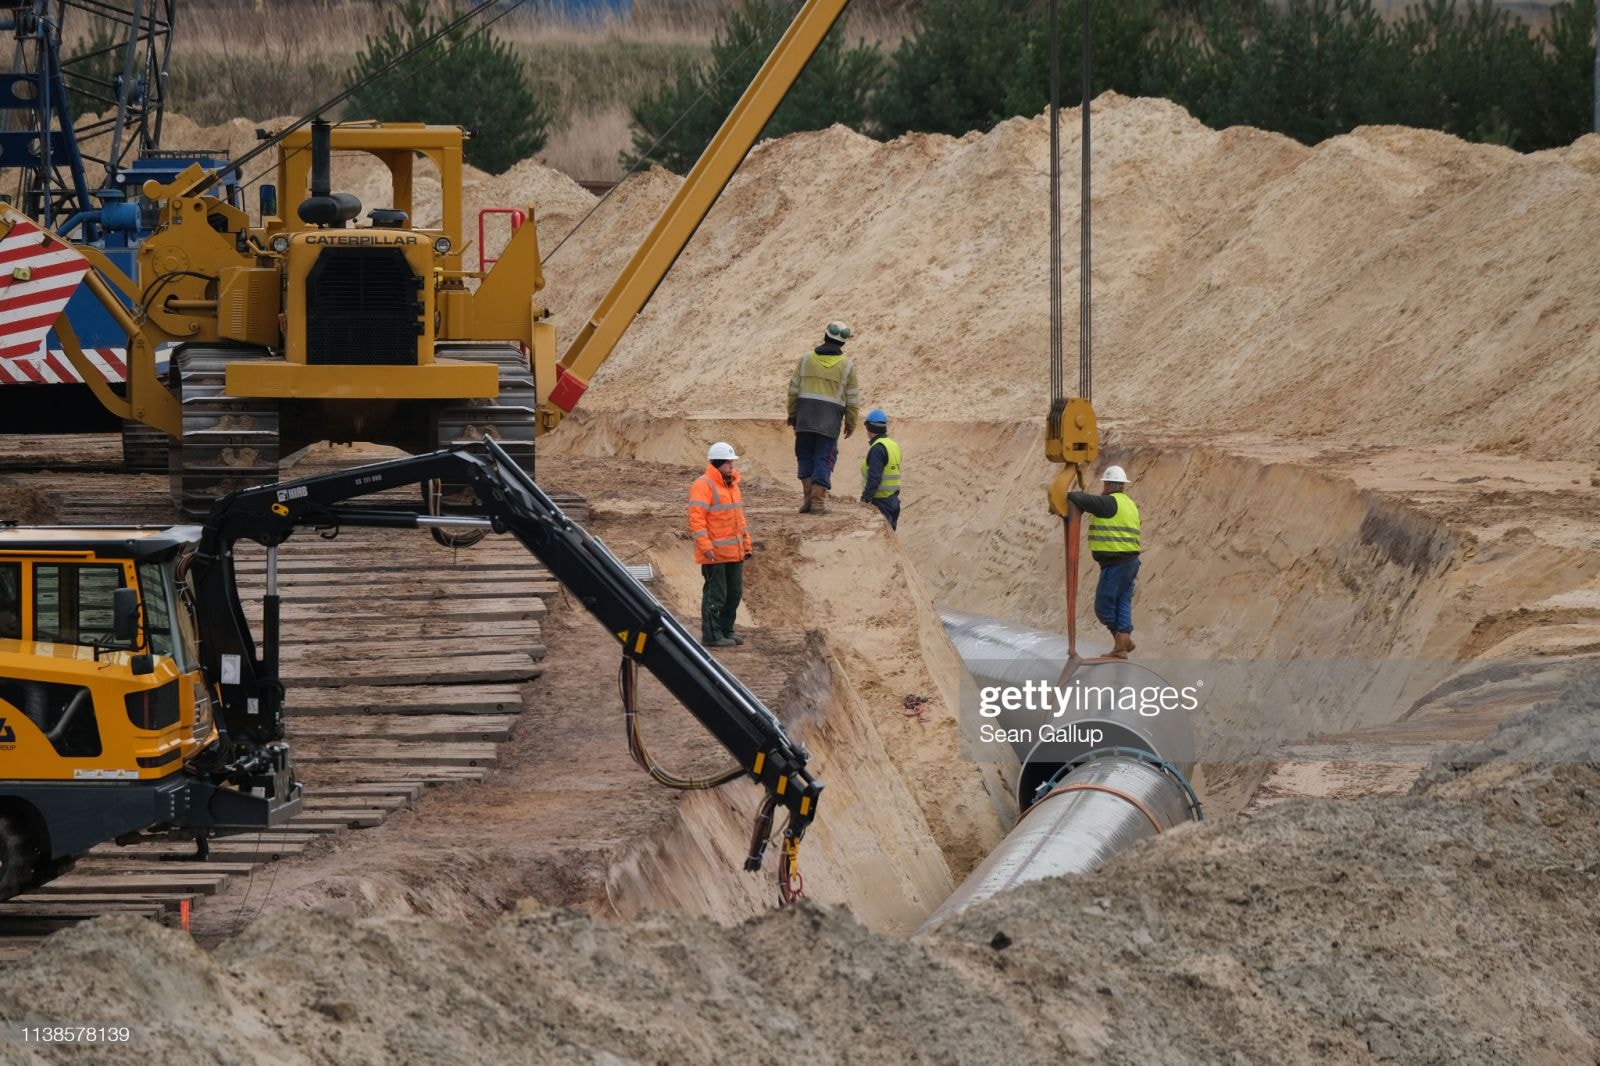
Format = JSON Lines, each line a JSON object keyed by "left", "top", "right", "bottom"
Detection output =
{"left": 0, "top": 436, "right": 584, "bottom": 961}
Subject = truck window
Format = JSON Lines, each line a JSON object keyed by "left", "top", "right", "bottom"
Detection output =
{"left": 0, "top": 563, "right": 19, "bottom": 639}
{"left": 32, "top": 563, "right": 130, "bottom": 647}
{"left": 137, "top": 562, "right": 174, "bottom": 658}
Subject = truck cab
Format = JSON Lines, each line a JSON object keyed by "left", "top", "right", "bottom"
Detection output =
{"left": 0, "top": 526, "right": 216, "bottom": 776}
{"left": 0, "top": 526, "right": 299, "bottom": 899}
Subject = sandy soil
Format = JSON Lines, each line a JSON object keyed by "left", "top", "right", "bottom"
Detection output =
{"left": 3, "top": 675, "right": 1595, "bottom": 1064}
{"left": 187, "top": 452, "right": 1007, "bottom": 942}
{"left": 545, "top": 412, "right": 1600, "bottom": 815}
{"left": 493, "top": 97, "right": 1600, "bottom": 466}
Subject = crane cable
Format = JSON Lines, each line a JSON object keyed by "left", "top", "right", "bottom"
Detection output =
{"left": 1053, "top": 0, "right": 1094, "bottom": 659}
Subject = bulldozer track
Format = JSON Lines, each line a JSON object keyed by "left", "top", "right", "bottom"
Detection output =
{"left": 434, "top": 343, "right": 538, "bottom": 474}
{"left": 0, "top": 446, "right": 586, "bottom": 960}
{"left": 168, "top": 344, "right": 282, "bottom": 518}
{"left": 119, "top": 419, "right": 169, "bottom": 473}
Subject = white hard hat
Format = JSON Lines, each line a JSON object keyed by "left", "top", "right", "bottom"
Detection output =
{"left": 1101, "top": 465, "right": 1129, "bottom": 484}
{"left": 824, "top": 320, "right": 852, "bottom": 342}
{"left": 707, "top": 442, "right": 738, "bottom": 462}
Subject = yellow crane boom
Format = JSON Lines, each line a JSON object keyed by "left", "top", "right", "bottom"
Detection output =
{"left": 540, "top": 0, "right": 852, "bottom": 429}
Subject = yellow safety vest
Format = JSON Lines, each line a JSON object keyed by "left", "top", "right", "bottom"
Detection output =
{"left": 1086, "top": 492, "right": 1141, "bottom": 552}
{"left": 861, "top": 436, "right": 901, "bottom": 498}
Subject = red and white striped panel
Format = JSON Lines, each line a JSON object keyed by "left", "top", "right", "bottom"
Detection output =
{"left": 0, "top": 346, "right": 132, "bottom": 385}
{"left": 0, "top": 216, "right": 90, "bottom": 364}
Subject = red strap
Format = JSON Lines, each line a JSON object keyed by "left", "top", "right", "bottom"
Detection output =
{"left": 1064, "top": 507, "right": 1082, "bottom": 659}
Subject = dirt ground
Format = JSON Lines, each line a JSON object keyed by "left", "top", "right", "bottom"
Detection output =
{"left": 3, "top": 675, "right": 1595, "bottom": 1064}
{"left": 187, "top": 451, "right": 1006, "bottom": 941}
{"left": 0, "top": 483, "right": 59, "bottom": 524}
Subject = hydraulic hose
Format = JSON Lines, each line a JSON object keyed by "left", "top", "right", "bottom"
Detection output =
{"left": 618, "top": 659, "right": 743, "bottom": 790}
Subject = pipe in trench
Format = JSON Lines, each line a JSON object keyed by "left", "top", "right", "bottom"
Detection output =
{"left": 919, "top": 608, "right": 1202, "bottom": 931}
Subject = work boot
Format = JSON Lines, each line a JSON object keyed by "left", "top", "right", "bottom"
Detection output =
{"left": 799, "top": 478, "right": 813, "bottom": 513}
{"left": 808, "top": 482, "right": 829, "bottom": 514}
{"left": 707, "top": 636, "right": 738, "bottom": 648}
{"left": 1110, "top": 632, "right": 1133, "bottom": 659}
{"left": 727, "top": 632, "right": 745, "bottom": 645}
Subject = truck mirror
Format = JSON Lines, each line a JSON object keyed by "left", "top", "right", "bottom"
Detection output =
{"left": 112, "top": 587, "right": 140, "bottom": 645}
{"left": 259, "top": 184, "right": 277, "bottom": 219}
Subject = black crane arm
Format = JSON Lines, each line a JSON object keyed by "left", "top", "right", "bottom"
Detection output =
{"left": 185, "top": 440, "right": 822, "bottom": 873}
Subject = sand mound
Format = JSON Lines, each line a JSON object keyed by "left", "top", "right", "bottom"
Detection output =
{"left": 527, "top": 95, "right": 1600, "bottom": 463}
{"left": 4, "top": 677, "right": 1596, "bottom": 1063}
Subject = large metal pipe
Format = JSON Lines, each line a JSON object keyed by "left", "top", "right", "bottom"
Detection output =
{"left": 921, "top": 608, "right": 1202, "bottom": 929}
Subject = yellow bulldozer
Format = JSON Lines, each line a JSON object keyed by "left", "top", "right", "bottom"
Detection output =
{"left": 50, "top": 119, "right": 552, "bottom": 515}
{"left": 1, "top": 0, "right": 872, "bottom": 518}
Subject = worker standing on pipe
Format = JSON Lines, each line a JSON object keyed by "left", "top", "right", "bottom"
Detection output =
{"left": 1067, "top": 465, "right": 1141, "bottom": 659}
{"left": 857, "top": 408, "right": 901, "bottom": 530}
{"left": 689, "top": 442, "right": 753, "bottom": 648}
{"left": 786, "top": 321, "right": 860, "bottom": 516}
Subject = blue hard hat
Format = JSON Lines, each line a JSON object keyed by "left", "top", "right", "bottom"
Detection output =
{"left": 865, "top": 408, "right": 888, "bottom": 426}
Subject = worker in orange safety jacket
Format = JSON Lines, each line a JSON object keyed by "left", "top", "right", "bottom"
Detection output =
{"left": 689, "top": 441, "right": 753, "bottom": 648}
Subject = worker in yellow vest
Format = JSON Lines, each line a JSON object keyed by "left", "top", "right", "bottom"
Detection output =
{"left": 857, "top": 408, "right": 901, "bottom": 529}
{"left": 1067, "top": 464, "right": 1141, "bottom": 659}
{"left": 786, "top": 320, "right": 860, "bottom": 515}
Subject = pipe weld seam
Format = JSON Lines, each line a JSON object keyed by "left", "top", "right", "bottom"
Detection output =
{"left": 1025, "top": 782, "right": 1168, "bottom": 835}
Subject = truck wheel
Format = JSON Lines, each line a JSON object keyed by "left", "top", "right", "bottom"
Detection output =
{"left": 0, "top": 813, "right": 40, "bottom": 901}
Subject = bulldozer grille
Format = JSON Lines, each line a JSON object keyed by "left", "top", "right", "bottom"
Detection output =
{"left": 304, "top": 248, "right": 423, "bottom": 365}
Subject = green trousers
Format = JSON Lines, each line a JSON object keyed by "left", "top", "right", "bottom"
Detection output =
{"left": 700, "top": 561, "right": 744, "bottom": 641}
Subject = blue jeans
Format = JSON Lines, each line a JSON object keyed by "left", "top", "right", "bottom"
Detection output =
{"left": 869, "top": 493, "right": 900, "bottom": 530}
{"left": 1094, "top": 557, "right": 1140, "bottom": 633}
{"left": 794, "top": 431, "right": 839, "bottom": 489}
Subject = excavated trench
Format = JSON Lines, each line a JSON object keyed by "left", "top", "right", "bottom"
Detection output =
{"left": 10, "top": 415, "right": 1570, "bottom": 941}
{"left": 546, "top": 413, "right": 1599, "bottom": 928}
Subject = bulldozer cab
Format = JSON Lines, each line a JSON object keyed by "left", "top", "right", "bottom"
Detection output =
{"left": 0, "top": 527, "right": 217, "bottom": 782}
{"left": 262, "top": 122, "right": 468, "bottom": 263}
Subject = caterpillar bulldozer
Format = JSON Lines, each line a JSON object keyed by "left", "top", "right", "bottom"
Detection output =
{"left": 0, "top": 441, "right": 818, "bottom": 901}
{"left": 4, "top": 0, "right": 861, "bottom": 516}
{"left": 54, "top": 118, "right": 551, "bottom": 515}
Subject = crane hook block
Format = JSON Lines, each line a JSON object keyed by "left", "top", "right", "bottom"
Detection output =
{"left": 1046, "top": 396, "right": 1098, "bottom": 466}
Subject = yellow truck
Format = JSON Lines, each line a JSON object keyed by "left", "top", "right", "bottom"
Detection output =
{"left": 0, "top": 525, "right": 299, "bottom": 899}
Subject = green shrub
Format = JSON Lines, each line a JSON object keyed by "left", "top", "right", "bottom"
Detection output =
{"left": 624, "top": 0, "right": 883, "bottom": 173}
{"left": 347, "top": 0, "right": 555, "bottom": 174}
{"left": 1156, "top": 0, "right": 1397, "bottom": 145}
{"left": 1002, "top": 0, "right": 1166, "bottom": 119}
